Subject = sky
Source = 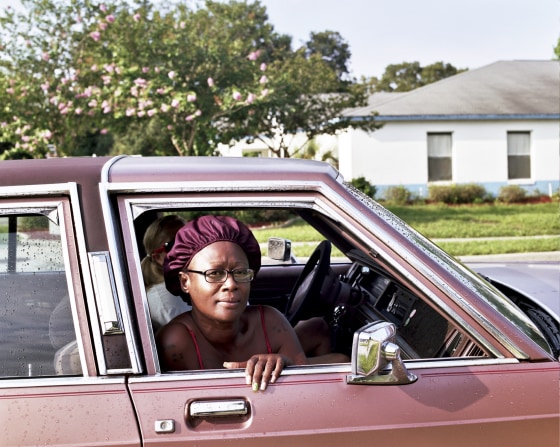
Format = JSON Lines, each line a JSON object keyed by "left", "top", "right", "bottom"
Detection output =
{"left": 1, "top": 0, "right": 558, "bottom": 79}
{"left": 259, "top": 0, "right": 559, "bottom": 78}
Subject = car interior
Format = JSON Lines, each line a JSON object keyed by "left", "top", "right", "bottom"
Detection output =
{"left": 135, "top": 207, "right": 489, "bottom": 366}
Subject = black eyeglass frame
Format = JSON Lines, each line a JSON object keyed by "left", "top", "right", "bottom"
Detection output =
{"left": 183, "top": 268, "right": 255, "bottom": 283}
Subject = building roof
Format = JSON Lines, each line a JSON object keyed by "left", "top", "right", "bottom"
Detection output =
{"left": 346, "top": 60, "right": 560, "bottom": 120}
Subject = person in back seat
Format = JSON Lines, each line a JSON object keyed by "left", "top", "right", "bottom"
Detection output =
{"left": 141, "top": 215, "right": 191, "bottom": 332}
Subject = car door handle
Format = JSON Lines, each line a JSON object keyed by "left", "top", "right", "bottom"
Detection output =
{"left": 189, "top": 399, "right": 248, "bottom": 418}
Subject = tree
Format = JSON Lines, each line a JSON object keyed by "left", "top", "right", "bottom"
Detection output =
{"left": 374, "top": 61, "right": 466, "bottom": 92}
{"left": 0, "top": 0, "right": 379, "bottom": 159}
{"left": 305, "top": 30, "right": 352, "bottom": 82}
{"left": 554, "top": 37, "right": 560, "bottom": 59}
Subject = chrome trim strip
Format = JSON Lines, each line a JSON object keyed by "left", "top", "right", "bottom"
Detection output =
{"left": 103, "top": 179, "right": 327, "bottom": 194}
{"left": 128, "top": 357, "right": 520, "bottom": 385}
{"left": 0, "top": 376, "right": 127, "bottom": 389}
{"left": 98, "top": 160, "right": 143, "bottom": 375}
{"left": 0, "top": 183, "right": 78, "bottom": 197}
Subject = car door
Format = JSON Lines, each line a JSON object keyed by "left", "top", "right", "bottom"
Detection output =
{"left": 127, "top": 357, "right": 558, "bottom": 445}
{"left": 118, "top": 197, "right": 558, "bottom": 445}
{"left": 0, "top": 191, "right": 140, "bottom": 447}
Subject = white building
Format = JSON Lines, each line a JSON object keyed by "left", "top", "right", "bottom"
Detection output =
{"left": 223, "top": 60, "right": 560, "bottom": 199}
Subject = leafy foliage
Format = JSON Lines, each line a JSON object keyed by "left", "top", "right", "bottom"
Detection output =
{"left": 428, "top": 184, "right": 488, "bottom": 204}
{"left": 0, "top": 0, "right": 379, "bottom": 159}
{"left": 369, "top": 61, "right": 466, "bottom": 93}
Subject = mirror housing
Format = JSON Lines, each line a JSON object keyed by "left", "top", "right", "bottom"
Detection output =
{"left": 347, "top": 321, "right": 417, "bottom": 385}
{"left": 267, "top": 237, "right": 293, "bottom": 262}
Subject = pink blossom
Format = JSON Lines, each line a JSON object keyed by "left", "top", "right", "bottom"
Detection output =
{"left": 0, "top": 122, "right": 7, "bottom": 127}
{"left": 171, "top": 99, "right": 180, "bottom": 108}
{"left": 259, "top": 75, "right": 267, "bottom": 84}
{"left": 101, "top": 100, "right": 109, "bottom": 109}
{"left": 126, "top": 108, "right": 135, "bottom": 116}
{"left": 40, "top": 83, "right": 49, "bottom": 91}
{"left": 187, "top": 93, "right": 196, "bottom": 102}
{"left": 134, "top": 78, "right": 147, "bottom": 87}
{"left": 154, "top": 67, "right": 161, "bottom": 73}
{"left": 104, "top": 64, "right": 114, "bottom": 73}
{"left": 42, "top": 52, "right": 50, "bottom": 61}
{"left": 147, "top": 109, "right": 157, "bottom": 117}
{"left": 88, "top": 99, "right": 98, "bottom": 108}
{"left": 168, "top": 71, "right": 176, "bottom": 80}
{"left": 90, "top": 31, "right": 101, "bottom": 41}
{"left": 100, "top": 4, "right": 107, "bottom": 12}
{"left": 247, "top": 50, "right": 260, "bottom": 61}
{"left": 261, "top": 89, "right": 269, "bottom": 97}
{"left": 133, "top": 13, "right": 141, "bottom": 22}
{"left": 91, "top": 64, "right": 98, "bottom": 72}
{"left": 161, "top": 104, "right": 170, "bottom": 112}
{"left": 185, "top": 114, "right": 194, "bottom": 121}
{"left": 195, "top": 109, "right": 202, "bottom": 116}
{"left": 180, "top": 21, "right": 186, "bottom": 29}
{"left": 130, "top": 87, "right": 139, "bottom": 97}
{"left": 233, "top": 91, "right": 242, "bottom": 101}
{"left": 42, "top": 130, "right": 52, "bottom": 139}
{"left": 75, "top": 108, "right": 83, "bottom": 115}
{"left": 137, "top": 110, "right": 146, "bottom": 117}
{"left": 49, "top": 97, "right": 57, "bottom": 104}
{"left": 59, "top": 107, "right": 69, "bottom": 115}
{"left": 99, "top": 22, "right": 107, "bottom": 31}
{"left": 76, "top": 15, "right": 82, "bottom": 23}
{"left": 142, "top": 67, "right": 150, "bottom": 73}
{"left": 167, "top": 125, "right": 173, "bottom": 130}
{"left": 260, "top": 63, "right": 267, "bottom": 71}
{"left": 103, "top": 106, "right": 111, "bottom": 114}
{"left": 100, "top": 129, "right": 108, "bottom": 134}
{"left": 156, "top": 88, "right": 166, "bottom": 95}
{"left": 246, "top": 93, "right": 256, "bottom": 104}
{"left": 207, "top": 77, "right": 215, "bottom": 87}
{"left": 102, "top": 75, "right": 111, "bottom": 85}
{"left": 22, "top": 135, "right": 30, "bottom": 142}
{"left": 6, "top": 88, "right": 14, "bottom": 94}
{"left": 106, "top": 15, "right": 115, "bottom": 23}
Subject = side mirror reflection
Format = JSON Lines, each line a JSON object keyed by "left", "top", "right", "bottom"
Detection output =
{"left": 347, "top": 321, "right": 417, "bottom": 386}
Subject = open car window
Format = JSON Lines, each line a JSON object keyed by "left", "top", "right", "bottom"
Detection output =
{"left": 130, "top": 204, "right": 488, "bottom": 372}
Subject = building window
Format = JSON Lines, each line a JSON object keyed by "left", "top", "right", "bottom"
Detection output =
{"left": 507, "top": 131, "right": 531, "bottom": 180}
{"left": 428, "top": 133, "right": 452, "bottom": 182}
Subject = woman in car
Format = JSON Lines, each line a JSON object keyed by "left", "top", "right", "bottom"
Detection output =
{"left": 157, "top": 214, "right": 306, "bottom": 391}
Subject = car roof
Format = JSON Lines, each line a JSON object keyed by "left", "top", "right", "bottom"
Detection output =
{"left": 0, "top": 155, "right": 341, "bottom": 188}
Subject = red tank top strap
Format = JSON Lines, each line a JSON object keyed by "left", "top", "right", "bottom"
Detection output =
{"left": 184, "top": 325, "right": 205, "bottom": 370}
{"left": 258, "top": 305, "right": 273, "bottom": 354}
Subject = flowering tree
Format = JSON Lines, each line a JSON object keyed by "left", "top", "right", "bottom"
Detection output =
{"left": 0, "top": 0, "right": 274, "bottom": 157}
{"left": 0, "top": 0, "right": 378, "bottom": 159}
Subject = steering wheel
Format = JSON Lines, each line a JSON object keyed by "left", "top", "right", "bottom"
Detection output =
{"left": 285, "top": 240, "right": 332, "bottom": 326}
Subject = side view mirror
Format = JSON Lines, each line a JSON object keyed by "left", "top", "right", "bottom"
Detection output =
{"left": 267, "top": 237, "right": 294, "bottom": 262}
{"left": 347, "top": 321, "right": 417, "bottom": 386}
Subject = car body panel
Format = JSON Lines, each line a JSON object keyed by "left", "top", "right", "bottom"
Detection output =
{"left": 0, "top": 156, "right": 558, "bottom": 446}
{"left": 0, "top": 378, "right": 140, "bottom": 446}
{"left": 128, "top": 360, "right": 558, "bottom": 446}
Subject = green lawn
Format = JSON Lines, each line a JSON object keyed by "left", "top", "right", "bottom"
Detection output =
{"left": 253, "top": 202, "right": 560, "bottom": 257}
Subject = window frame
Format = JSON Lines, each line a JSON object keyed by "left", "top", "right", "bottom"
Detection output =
{"left": 427, "top": 132, "right": 453, "bottom": 182}
{"left": 507, "top": 131, "right": 532, "bottom": 181}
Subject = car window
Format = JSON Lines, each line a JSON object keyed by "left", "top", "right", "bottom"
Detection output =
{"left": 0, "top": 213, "right": 82, "bottom": 378}
{"left": 130, "top": 204, "right": 487, "bottom": 374}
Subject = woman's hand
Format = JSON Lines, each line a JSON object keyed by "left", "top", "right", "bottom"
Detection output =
{"left": 224, "top": 354, "right": 287, "bottom": 391}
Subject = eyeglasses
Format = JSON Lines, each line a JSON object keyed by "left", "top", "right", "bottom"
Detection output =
{"left": 151, "top": 240, "right": 174, "bottom": 256}
{"left": 184, "top": 268, "right": 255, "bottom": 283}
